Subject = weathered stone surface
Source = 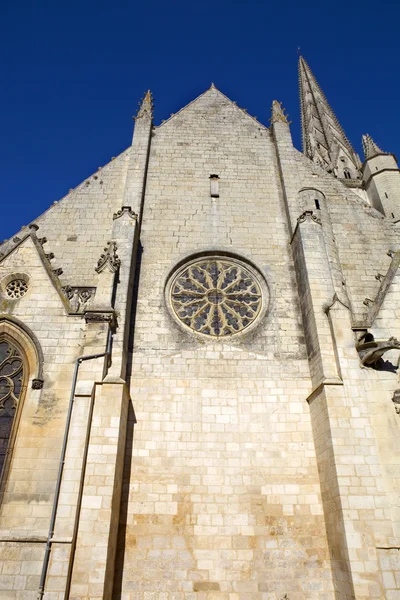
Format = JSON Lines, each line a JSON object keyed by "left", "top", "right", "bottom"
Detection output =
{"left": 0, "top": 62, "right": 399, "bottom": 600}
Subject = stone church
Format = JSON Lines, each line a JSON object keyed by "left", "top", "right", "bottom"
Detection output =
{"left": 0, "top": 57, "right": 399, "bottom": 600}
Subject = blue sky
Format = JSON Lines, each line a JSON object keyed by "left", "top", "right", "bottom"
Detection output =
{"left": 1, "top": 0, "right": 398, "bottom": 239}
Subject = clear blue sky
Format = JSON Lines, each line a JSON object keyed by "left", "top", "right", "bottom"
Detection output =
{"left": 1, "top": 0, "right": 398, "bottom": 239}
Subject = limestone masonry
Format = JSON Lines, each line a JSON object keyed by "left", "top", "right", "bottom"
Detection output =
{"left": 0, "top": 57, "right": 400, "bottom": 599}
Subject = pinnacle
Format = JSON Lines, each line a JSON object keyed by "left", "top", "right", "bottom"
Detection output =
{"left": 135, "top": 89, "right": 154, "bottom": 119}
{"left": 362, "top": 133, "right": 386, "bottom": 160}
{"left": 270, "top": 100, "right": 290, "bottom": 125}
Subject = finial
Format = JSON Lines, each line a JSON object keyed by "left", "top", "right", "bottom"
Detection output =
{"left": 135, "top": 89, "right": 154, "bottom": 120}
{"left": 362, "top": 133, "right": 387, "bottom": 160}
{"left": 270, "top": 100, "right": 291, "bottom": 125}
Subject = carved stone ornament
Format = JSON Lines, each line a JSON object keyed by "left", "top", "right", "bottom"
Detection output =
{"left": 32, "top": 378, "right": 44, "bottom": 390}
{"left": 53, "top": 268, "right": 63, "bottom": 277}
{"left": 297, "top": 210, "right": 322, "bottom": 225}
{"left": 356, "top": 333, "right": 400, "bottom": 367}
{"left": 270, "top": 100, "right": 291, "bottom": 125}
{"left": 113, "top": 206, "right": 138, "bottom": 220}
{"left": 84, "top": 311, "right": 116, "bottom": 326}
{"left": 392, "top": 389, "right": 400, "bottom": 415}
{"left": 95, "top": 241, "right": 121, "bottom": 274}
{"left": 168, "top": 257, "right": 266, "bottom": 338}
{"left": 38, "top": 237, "right": 47, "bottom": 246}
{"left": 62, "top": 286, "right": 95, "bottom": 312}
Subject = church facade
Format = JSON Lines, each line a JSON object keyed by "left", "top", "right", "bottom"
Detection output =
{"left": 0, "top": 58, "right": 400, "bottom": 599}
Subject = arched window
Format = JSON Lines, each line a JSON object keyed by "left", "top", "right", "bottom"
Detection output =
{"left": 343, "top": 168, "right": 351, "bottom": 179}
{"left": 0, "top": 338, "right": 26, "bottom": 480}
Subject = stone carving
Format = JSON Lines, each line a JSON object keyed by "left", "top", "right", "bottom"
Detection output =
{"left": 297, "top": 210, "right": 322, "bottom": 225}
{"left": 38, "top": 237, "right": 47, "bottom": 245}
{"left": 84, "top": 312, "right": 115, "bottom": 324}
{"left": 32, "top": 379, "right": 44, "bottom": 390}
{"left": 363, "top": 298, "right": 374, "bottom": 307}
{"left": 113, "top": 206, "right": 138, "bottom": 220}
{"left": 62, "top": 286, "right": 95, "bottom": 312}
{"left": 46, "top": 252, "right": 55, "bottom": 260}
{"left": 0, "top": 340, "right": 24, "bottom": 410}
{"left": 135, "top": 90, "right": 154, "bottom": 120}
{"left": 169, "top": 258, "right": 263, "bottom": 337}
{"left": 53, "top": 268, "right": 63, "bottom": 277}
{"left": 95, "top": 241, "right": 120, "bottom": 274}
{"left": 12, "top": 236, "right": 21, "bottom": 243}
{"left": 356, "top": 333, "right": 400, "bottom": 367}
{"left": 270, "top": 100, "right": 291, "bottom": 125}
{"left": 5, "top": 279, "right": 28, "bottom": 299}
{"left": 392, "top": 390, "right": 400, "bottom": 415}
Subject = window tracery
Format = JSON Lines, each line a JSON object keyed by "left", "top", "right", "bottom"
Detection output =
{"left": 169, "top": 257, "right": 264, "bottom": 337}
{"left": 0, "top": 339, "right": 25, "bottom": 479}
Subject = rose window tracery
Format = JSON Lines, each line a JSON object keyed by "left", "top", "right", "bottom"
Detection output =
{"left": 5, "top": 279, "right": 28, "bottom": 299}
{"left": 169, "top": 258, "right": 263, "bottom": 337}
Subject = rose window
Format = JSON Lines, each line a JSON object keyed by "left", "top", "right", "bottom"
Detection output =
{"left": 169, "top": 258, "right": 263, "bottom": 337}
{"left": 5, "top": 279, "right": 28, "bottom": 299}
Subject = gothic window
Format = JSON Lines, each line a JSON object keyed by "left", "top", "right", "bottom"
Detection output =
{"left": 168, "top": 256, "right": 267, "bottom": 337}
{"left": 343, "top": 168, "right": 351, "bottom": 179}
{"left": 0, "top": 339, "right": 25, "bottom": 480}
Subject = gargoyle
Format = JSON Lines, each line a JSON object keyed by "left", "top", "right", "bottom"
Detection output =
{"left": 356, "top": 333, "right": 400, "bottom": 368}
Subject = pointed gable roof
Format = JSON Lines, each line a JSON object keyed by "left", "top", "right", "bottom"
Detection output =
{"left": 299, "top": 56, "right": 360, "bottom": 173}
{"left": 156, "top": 84, "right": 268, "bottom": 130}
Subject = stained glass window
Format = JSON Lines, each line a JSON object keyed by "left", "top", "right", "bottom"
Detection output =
{"left": 0, "top": 340, "right": 24, "bottom": 479}
{"left": 169, "top": 258, "right": 263, "bottom": 337}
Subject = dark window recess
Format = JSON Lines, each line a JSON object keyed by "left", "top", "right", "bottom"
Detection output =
{"left": 385, "top": 193, "right": 388, "bottom": 198}
{"left": 344, "top": 169, "right": 351, "bottom": 179}
{"left": 209, "top": 175, "right": 220, "bottom": 198}
{"left": 392, "top": 213, "right": 395, "bottom": 218}
{"left": 315, "top": 199, "right": 320, "bottom": 210}
{"left": 0, "top": 339, "right": 25, "bottom": 481}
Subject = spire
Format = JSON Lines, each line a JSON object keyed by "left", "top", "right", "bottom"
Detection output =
{"left": 299, "top": 56, "right": 361, "bottom": 178}
{"left": 362, "top": 134, "right": 387, "bottom": 160}
{"left": 135, "top": 90, "right": 153, "bottom": 120}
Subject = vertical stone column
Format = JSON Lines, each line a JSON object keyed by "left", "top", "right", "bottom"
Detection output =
{"left": 67, "top": 382, "right": 129, "bottom": 600}
{"left": 291, "top": 209, "right": 340, "bottom": 385}
{"left": 105, "top": 207, "right": 139, "bottom": 381}
{"left": 308, "top": 298, "right": 396, "bottom": 599}
{"left": 123, "top": 90, "right": 153, "bottom": 218}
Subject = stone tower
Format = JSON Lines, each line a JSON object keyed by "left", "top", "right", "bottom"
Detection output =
{"left": 0, "top": 59, "right": 400, "bottom": 600}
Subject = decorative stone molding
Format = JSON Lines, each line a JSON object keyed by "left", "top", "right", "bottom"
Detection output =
{"left": 62, "top": 286, "right": 95, "bottom": 312}
{"left": 363, "top": 298, "right": 374, "bottom": 307}
{"left": 95, "top": 241, "right": 121, "bottom": 274}
{"left": 113, "top": 206, "right": 138, "bottom": 221}
{"left": 53, "top": 268, "right": 63, "bottom": 277}
{"left": 32, "top": 378, "right": 44, "bottom": 390}
{"left": 28, "top": 223, "right": 39, "bottom": 232}
{"left": 84, "top": 310, "right": 116, "bottom": 329}
{"left": 297, "top": 210, "right": 322, "bottom": 225}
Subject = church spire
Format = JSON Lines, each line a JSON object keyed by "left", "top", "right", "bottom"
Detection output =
{"left": 362, "top": 134, "right": 387, "bottom": 160}
{"left": 299, "top": 56, "right": 361, "bottom": 180}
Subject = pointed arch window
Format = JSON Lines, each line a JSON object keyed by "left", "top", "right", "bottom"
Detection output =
{"left": 343, "top": 168, "right": 351, "bottom": 179}
{"left": 0, "top": 338, "right": 26, "bottom": 480}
